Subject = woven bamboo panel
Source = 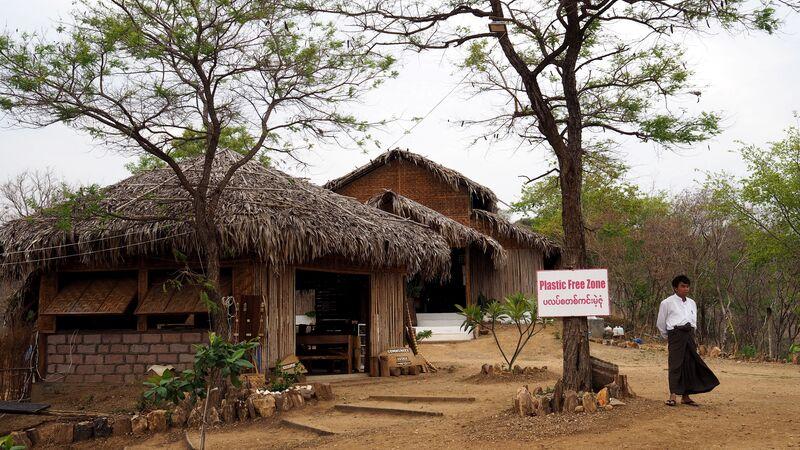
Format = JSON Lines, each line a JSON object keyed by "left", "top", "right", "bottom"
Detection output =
{"left": 41, "top": 276, "right": 137, "bottom": 315}
{"left": 468, "top": 248, "right": 543, "bottom": 304}
{"left": 136, "top": 276, "right": 232, "bottom": 315}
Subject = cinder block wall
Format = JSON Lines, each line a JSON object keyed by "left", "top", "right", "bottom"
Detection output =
{"left": 44, "top": 331, "right": 208, "bottom": 383}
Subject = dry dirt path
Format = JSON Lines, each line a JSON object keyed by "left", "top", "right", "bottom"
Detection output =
{"left": 120, "top": 326, "right": 800, "bottom": 449}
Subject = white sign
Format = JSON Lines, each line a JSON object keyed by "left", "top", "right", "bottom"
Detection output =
{"left": 536, "top": 269, "right": 610, "bottom": 317}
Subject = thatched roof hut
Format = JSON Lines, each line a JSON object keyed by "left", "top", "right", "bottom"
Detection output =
{"left": 366, "top": 190, "right": 507, "bottom": 267}
{"left": 324, "top": 149, "right": 499, "bottom": 212}
{"left": 0, "top": 151, "right": 452, "bottom": 280}
{"left": 470, "top": 209, "right": 558, "bottom": 257}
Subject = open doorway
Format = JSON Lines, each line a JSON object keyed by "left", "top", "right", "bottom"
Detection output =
{"left": 294, "top": 270, "right": 369, "bottom": 375}
{"left": 411, "top": 248, "right": 466, "bottom": 314}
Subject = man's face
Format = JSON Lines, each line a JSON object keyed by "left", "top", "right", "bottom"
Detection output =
{"left": 675, "top": 282, "right": 691, "bottom": 298}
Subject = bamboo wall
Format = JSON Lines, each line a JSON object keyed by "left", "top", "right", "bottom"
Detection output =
{"left": 369, "top": 272, "right": 406, "bottom": 374}
{"left": 469, "top": 248, "right": 543, "bottom": 304}
{"left": 294, "top": 289, "right": 315, "bottom": 316}
{"left": 263, "top": 265, "right": 296, "bottom": 368}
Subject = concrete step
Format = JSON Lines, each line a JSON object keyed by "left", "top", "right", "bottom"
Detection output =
{"left": 334, "top": 403, "right": 444, "bottom": 417}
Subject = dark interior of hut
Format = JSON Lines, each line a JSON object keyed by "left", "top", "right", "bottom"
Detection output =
{"left": 294, "top": 270, "right": 369, "bottom": 375}
{"left": 411, "top": 248, "right": 466, "bottom": 313}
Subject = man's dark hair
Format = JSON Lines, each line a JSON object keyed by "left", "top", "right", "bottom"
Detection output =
{"left": 672, "top": 275, "right": 691, "bottom": 288}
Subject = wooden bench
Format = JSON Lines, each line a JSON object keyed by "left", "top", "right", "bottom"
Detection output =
{"left": 297, "top": 334, "right": 352, "bottom": 374}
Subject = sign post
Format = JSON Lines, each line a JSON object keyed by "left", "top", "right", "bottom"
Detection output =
{"left": 536, "top": 269, "right": 610, "bottom": 317}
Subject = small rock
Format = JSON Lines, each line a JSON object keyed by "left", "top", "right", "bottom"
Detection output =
{"left": 131, "top": 414, "right": 148, "bottom": 434}
{"left": 246, "top": 396, "right": 257, "bottom": 418}
{"left": 172, "top": 405, "right": 189, "bottom": 427}
{"left": 9, "top": 431, "right": 32, "bottom": 449}
{"left": 552, "top": 379, "right": 564, "bottom": 413}
{"left": 74, "top": 420, "right": 95, "bottom": 442}
{"left": 112, "top": 416, "right": 132, "bottom": 435}
{"left": 31, "top": 421, "right": 74, "bottom": 446}
{"left": 208, "top": 407, "right": 221, "bottom": 426}
{"left": 609, "top": 398, "right": 626, "bottom": 407}
{"left": 582, "top": 392, "right": 597, "bottom": 413}
{"left": 605, "top": 382, "right": 620, "bottom": 399}
{"left": 709, "top": 346, "right": 722, "bottom": 358}
{"left": 312, "top": 383, "right": 334, "bottom": 401}
{"left": 146, "top": 410, "right": 168, "bottom": 432}
{"left": 533, "top": 386, "right": 544, "bottom": 395}
{"left": 513, "top": 365, "right": 523, "bottom": 375}
{"left": 563, "top": 390, "right": 578, "bottom": 414}
{"left": 289, "top": 390, "right": 305, "bottom": 408}
{"left": 93, "top": 417, "right": 112, "bottom": 438}
{"left": 298, "top": 387, "right": 314, "bottom": 400}
{"left": 221, "top": 399, "right": 237, "bottom": 423}
{"left": 603, "top": 404, "right": 614, "bottom": 411}
{"left": 514, "top": 386, "right": 534, "bottom": 417}
{"left": 187, "top": 406, "right": 203, "bottom": 427}
{"left": 237, "top": 399, "right": 250, "bottom": 421}
{"left": 251, "top": 394, "right": 276, "bottom": 417}
{"left": 698, "top": 345, "right": 708, "bottom": 356}
{"left": 575, "top": 406, "right": 584, "bottom": 413}
{"left": 535, "top": 395, "right": 551, "bottom": 416}
{"left": 626, "top": 341, "right": 639, "bottom": 349}
{"left": 596, "top": 387, "right": 610, "bottom": 407}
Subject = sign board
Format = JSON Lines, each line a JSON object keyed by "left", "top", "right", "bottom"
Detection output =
{"left": 536, "top": 269, "right": 610, "bottom": 317}
{"left": 379, "top": 347, "right": 415, "bottom": 367}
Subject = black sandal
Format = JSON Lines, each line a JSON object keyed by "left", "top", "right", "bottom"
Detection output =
{"left": 682, "top": 399, "right": 700, "bottom": 407}
{"left": 665, "top": 399, "right": 676, "bottom": 406}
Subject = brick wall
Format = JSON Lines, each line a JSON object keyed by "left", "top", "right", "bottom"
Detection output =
{"left": 335, "top": 160, "right": 472, "bottom": 225}
{"left": 45, "top": 331, "right": 208, "bottom": 384}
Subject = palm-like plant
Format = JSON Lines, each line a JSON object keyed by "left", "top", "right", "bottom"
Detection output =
{"left": 457, "top": 293, "right": 546, "bottom": 369}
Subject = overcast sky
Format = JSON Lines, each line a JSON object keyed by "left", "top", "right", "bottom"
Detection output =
{"left": 1, "top": 0, "right": 799, "bottom": 209}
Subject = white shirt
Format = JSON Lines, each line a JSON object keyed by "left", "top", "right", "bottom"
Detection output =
{"left": 656, "top": 294, "right": 697, "bottom": 338}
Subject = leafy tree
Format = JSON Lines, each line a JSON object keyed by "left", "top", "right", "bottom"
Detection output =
{"left": 516, "top": 154, "right": 670, "bottom": 333}
{"left": 307, "top": 0, "right": 797, "bottom": 390}
{"left": 457, "top": 292, "right": 547, "bottom": 369}
{"left": 143, "top": 333, "right": 258, "bottom": 450}
{"left": 710, "top": 125, "right": 800, "bottom": 357}
{"left": 125, "top": 126, "right": 268, "bottom": 175}
{"left": 0, "top": 0, "right": 395, "bottom": 338}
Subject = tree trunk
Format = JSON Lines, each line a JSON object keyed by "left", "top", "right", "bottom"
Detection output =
{"left": 558, "top": 150, "right": 592, "bottom": 391}
{"left": 195, "top": 208, "right": 231, "bottom": 340}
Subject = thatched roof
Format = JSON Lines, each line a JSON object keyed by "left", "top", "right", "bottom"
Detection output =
{"left": 324, "top": 149, "right": 499, "bottom": 212}
{"left": 0, "top": 151, "right": 452, "bottom": 280}
{"left": 471, "top": 209, "right": 559, "bottom": 256}
{"left": 366, "top": 190, "right": 507, "bottom": 268}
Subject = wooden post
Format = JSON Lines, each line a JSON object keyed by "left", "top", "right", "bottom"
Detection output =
{"left": 37, "top": 273, "right": 58, "bottom": 377}
{"left": 464, "top": 247, "right": 473, "bottom": 307}
{"left": 137, "top": 267, "right": 148, "bottom": 331}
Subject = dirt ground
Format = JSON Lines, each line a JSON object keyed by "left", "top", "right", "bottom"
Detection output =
{"left": 6, "top": 325, "right": 800, "bottom": 449}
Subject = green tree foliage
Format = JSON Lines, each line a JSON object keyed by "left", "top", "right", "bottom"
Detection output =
{"left": 143, "top": 333, "right": 258, "bottom": 449}
{"left": 0, "top": 0, "right": 396, "bottom": 337}
{"left": 710, "top": 125, "right": 800, "bottom": 261}
{"left": 515, "top": 154, "right": 671, "bottom": 330}
{"left": 307, "top": 0, "right": 799, "bottom": 390}
{"left": 457, "top": 292, "right": 546, "bottom": 369}
{"left": 125, "top": 126, "right": 268, "bottom": 175}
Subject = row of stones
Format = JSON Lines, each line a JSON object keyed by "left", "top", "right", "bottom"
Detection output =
{"left": 48, "top": 342, "right": 197, "bottom": 357}
{"left": 6, "top": 384, "right": 335, "bottom": 448}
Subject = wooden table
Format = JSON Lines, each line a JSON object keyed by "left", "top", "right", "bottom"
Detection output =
{"left": 296, "top": 334, "right": 353, "bottom": 374}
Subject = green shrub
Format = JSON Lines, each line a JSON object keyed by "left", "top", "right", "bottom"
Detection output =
{"left": 0, "top": 435, "right": 25, "bottom": 450}
{"left": 739, "top": 344, "right": 757, "bottom": 358}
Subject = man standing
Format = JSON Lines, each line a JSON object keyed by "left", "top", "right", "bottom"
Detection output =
{"left": 657, "top": 275, "right": 719, "bottom": 406}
